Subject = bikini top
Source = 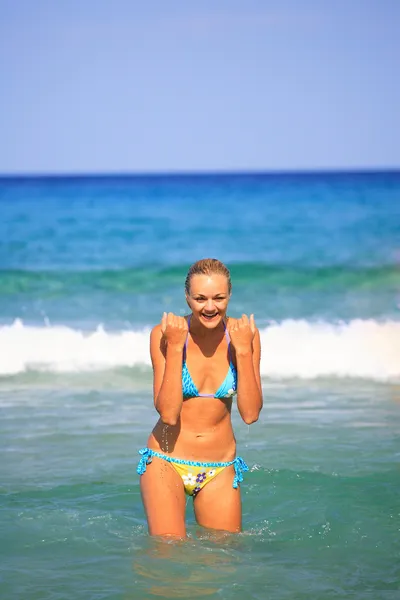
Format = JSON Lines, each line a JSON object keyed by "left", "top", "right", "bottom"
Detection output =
{"left": 182, "top": 316, "right": 237, "bottom": 399}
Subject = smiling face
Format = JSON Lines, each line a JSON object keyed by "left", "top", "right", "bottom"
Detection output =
{"left": 186, "top": 273, "right": 231, "bottom": 329}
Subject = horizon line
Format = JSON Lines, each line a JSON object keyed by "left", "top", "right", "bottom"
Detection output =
{"left": 0, "top": 166, "right": 400, "bottom": 180}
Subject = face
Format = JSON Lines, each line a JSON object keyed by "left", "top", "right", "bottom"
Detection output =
{"left": 186, "top": 273, "right": 230, "bottom": 328}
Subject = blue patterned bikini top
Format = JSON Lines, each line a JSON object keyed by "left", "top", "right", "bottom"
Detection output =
{"left": 182, "top": 317, "right": 237, "bottom": 399}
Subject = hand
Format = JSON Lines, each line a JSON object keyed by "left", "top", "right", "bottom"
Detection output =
{"left": 227, "top": 314, "right": 256, "bottom": 354}
{"left": 161, "top": 312, "right": 189, "bottom": 350}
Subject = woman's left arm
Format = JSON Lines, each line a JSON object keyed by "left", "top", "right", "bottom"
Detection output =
{"left": 229, "top": 315, "right": 263, "bottom": 424}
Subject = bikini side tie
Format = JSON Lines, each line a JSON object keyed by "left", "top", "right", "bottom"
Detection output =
{"left": 233, "top": 456, "right": 249, "bottom": 489}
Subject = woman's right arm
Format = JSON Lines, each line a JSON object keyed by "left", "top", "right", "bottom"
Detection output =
{"left": 149, "top": 313, "right": 188, "bottom": 426}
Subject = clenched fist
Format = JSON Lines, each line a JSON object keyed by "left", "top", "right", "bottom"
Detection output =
{"left": 227, "top": 314, "right": 256, "bottom": 354}
{"left": 161, "top": 312, "right": 189, "bottom": 350}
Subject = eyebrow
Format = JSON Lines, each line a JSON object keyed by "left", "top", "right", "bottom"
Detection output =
{"left": 193, "top": 293, "right": 227, "bottom": 298}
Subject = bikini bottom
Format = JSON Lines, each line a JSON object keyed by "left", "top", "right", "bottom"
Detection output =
{"left": 137, "top": 448, "right": 249, "bottom": 497}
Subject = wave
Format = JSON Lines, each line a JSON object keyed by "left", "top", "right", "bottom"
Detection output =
{"left": 1, "top": 318, "right": 399, "bottom": 380}
{"left": 0, "top": 263, "right": 398, "bottom": 296}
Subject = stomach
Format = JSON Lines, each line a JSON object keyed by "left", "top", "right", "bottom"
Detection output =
{"left": 147, "top": 397, "right": 236, "bottom": 462}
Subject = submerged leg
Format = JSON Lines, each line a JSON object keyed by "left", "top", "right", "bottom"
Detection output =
{"left": 140, "top": 456, "right": 187, "bottom": 538}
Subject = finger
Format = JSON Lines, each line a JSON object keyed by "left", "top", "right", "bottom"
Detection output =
{"left": 161, "top": 312, "right": 167, "bottom": 333}
{"left": 167, "top": 312, "right": 174, "bottom": 326}
{"left": 241, "top": 314, "right": 249, "bottom": 326}
{"left": 237, "top": 314, "right": 246, "bottom": 328}
{"left": 250, "top": 313, "right": 255, "bottom": 333}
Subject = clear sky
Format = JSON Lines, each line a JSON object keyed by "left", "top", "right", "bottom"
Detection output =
{"left": 1, "top": 0, "right": 399, "bottom": 173}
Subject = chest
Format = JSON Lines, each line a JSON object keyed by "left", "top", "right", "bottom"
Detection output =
{"left": 184, "top": 338, "right": 234, "bottom": 393}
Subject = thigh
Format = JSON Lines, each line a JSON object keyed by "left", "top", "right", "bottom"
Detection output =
{"left": 193, "top": 465, "right": 242, "bottom": 533}
{"left": 140, "top": 456, "right": 187, "bottom": 537}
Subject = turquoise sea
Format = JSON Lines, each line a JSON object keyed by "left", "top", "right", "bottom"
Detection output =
{"left": 1, "top": 172, "right": 399, "bottom": 599}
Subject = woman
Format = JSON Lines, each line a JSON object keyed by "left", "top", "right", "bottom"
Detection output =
{"left": 137, "top": 258, "right": 263, "bottom": 537}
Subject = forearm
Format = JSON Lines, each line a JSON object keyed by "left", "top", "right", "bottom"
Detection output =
{"left": 155, "top": 345, "right": 183, "bottom": 425}
{"left": 236, "top": 350, "right": 263, "bottom": 424}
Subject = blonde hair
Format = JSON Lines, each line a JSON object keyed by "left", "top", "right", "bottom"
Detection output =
{"left": 185, "top": 258, "right": 232, "bottom": 294}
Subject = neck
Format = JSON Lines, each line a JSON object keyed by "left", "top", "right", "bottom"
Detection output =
{"left": 189, "top": 314, "right": 226, "bottom": 339}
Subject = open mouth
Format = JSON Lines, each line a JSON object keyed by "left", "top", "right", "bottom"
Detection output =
{"left": 201, "top": 312, "right": 219, "bottom": 321}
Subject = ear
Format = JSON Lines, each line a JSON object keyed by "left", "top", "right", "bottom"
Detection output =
{"left": 185, "top": 293, "right": 191, "bottom": 308}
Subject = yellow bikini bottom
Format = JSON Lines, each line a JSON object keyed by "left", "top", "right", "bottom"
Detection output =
{"left": 170, "top": 461, "right": 227, "bottom": 495}
{"left": 137, "top": 448, "right": 249, "bottom": 496}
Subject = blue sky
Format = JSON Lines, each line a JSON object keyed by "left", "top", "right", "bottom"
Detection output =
{"left": 1, "top": 0, "right": 399, "bottom": 173}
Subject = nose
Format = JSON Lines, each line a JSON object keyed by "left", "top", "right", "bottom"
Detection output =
{"left": 205, "top": 298, "right": 215, "bottom": 312}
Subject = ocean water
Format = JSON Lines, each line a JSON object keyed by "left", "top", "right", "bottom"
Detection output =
{"left": 0, "top": 171, "right": 399, "bottom": 599}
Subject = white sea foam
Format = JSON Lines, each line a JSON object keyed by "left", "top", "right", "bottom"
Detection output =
{"left": 0, "top": 318, "right": 399, "bottom": 380}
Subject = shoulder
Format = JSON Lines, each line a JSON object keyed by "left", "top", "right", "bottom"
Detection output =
{"left": 150, "top": 323, "right": 165, "bottom": 345}
{"left": 150, "top": 324, "right": 166, "bottom": 358}
{"left": 253, "top": 326, "right": 261, "bottom": 347}
{"left": 150, "top": 323, "right": 163, "bottom": 339}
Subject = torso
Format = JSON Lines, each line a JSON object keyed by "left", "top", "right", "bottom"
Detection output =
{"left": 147, "top": 317, "right": 238, "bottom": 461}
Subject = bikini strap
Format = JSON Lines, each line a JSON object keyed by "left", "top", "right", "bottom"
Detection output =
{"left": 224, "top": 318, "right": 234, "bottom": 363}
{"left": 184, "top": 316, "right": 233, "bottom": 363}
